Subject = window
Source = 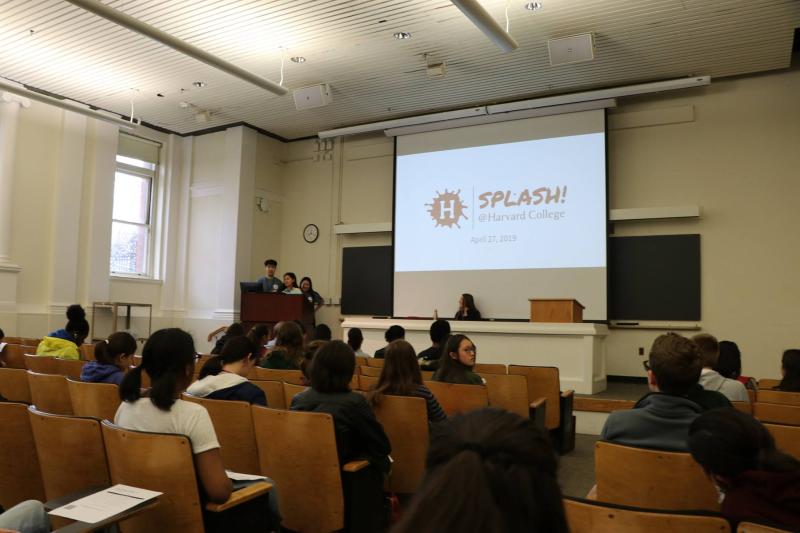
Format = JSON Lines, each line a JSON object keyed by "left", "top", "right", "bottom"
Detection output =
{"left": 110, "top": 134, "right": 161, "bottom": 277}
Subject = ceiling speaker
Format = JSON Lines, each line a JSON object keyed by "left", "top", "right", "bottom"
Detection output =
{"left": 293, "top": 84, "right": 333, "bottom": 111}
{"left": 548, "top": 33, "right": 595, "bottom": 66}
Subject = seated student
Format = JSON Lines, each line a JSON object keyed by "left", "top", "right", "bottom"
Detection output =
{"left": 374, "top": 325, "right": 405, "bottom": 359}
{"left": 393, "top": 408, "right": 568, "bottom": 533}
{"left": 0, "top": 499, "right": 50, "bottom": 533}
{"left": 210, "top": 322, "right": 244, "bottom": 355}
{"left": 313, "top": 323, "right": 332, "bottom": 341}
{"left": 256, "top": 258, "right": 284, "bottom": 293}
{"left": 282, "top": 272, "right": 302, "bottom": 294}
{"left": 115, "top": 328, "right": 281, "bottom": 527}
{"left": 715, "top": 340, "right": 757, "bottom": 390}
{"left": 187, "top": 337, "right": 266, "bottom": 406}
{"left": 417, "top": 319, "right": 451, "bottom": 370}
{"left": 454, "top": 293, "right": 482, "bottom": 321}
{"left": 602, "top": 333, "right": 730, "bottom": 452}
{"left": 688, "top": 408, "right": 800, "bottom": 530}
{"left": 246, "top": 323, "right": 270, "bottom": 359}
{"left": 347, "top": 328, "right": 368, "bottom": 358}
{"left": 291, "top": 341, "right": 391, "bottom": 531}
{"left": 36, "top": 304, "right": 89, "bottom": 359}
{"left": 693, "top": 333, "right": 749, "bottom": 402}
{"left": 259, "top": 321, "right": 304, "bottom": 370}
{"left": 776, "top": 349, "right": 800, "bottom": 392}
{"left": 368, "top": 340, "right": 446, "bottom": 424}
{"left": 80, "top": 331, "right": 137, "bottom": 385}
{"left": 432, "top": 334, "right": 485, "bottom": 386}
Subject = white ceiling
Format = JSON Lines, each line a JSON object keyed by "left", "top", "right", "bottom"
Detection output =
{"left": 0, "top": 0, "right": 798, "bottom": 140}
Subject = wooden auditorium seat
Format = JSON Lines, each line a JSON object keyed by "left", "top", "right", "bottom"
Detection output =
{"left": 757, "top": 389, "right": 800, "bottom": 407}
{"left": 56, "top": 357, "right": 86, "bottom": 379}
{"left": 0, "top": 343, "right": 27, "bottom": 368}
{"left": 27, "top": 370, "right": 73, "bottom": 415}
{"left": 251, "top": 379, "right": 287, "bottom": 409}
{"left": 358, "top": 374, "right": 378, "bottom": 392}
{"left": 508, "top": 364, "right": 575, "bottom": 452}
{"left": 282, "top": 382, "right": 309, "bottom": 407}
{"left": 102, "top": 421, "right": 272, "bottom": 533}
{"left": 594, "top": 441, "right": 719, "bottom": 511}
{"left": 473, "top": 363, "right": 507, "bottom": 374}
{"left": 355, "top": 355, "right": 369, "bottom": 366}
{"left": 0, "top": 367, "right": 32, "bottom": 403}
{"left": 359, "top": 365, "right": 382, "bottom": 377}
{"left": 737, "top": 522, "right": 795, "bottom": 533}
{"left": 67, "top": 378, "right": 121, "bottom": 421}
{"left": 371, "top": 395, "right": 428, "bottom": 494}
{"left": 479, "top": 372, "right": 546, "bottom": 421}
{"left": 366, "top": 358, "right": 384, "bottom": 368}
{"left": 732, "top": 401, "right": 753, "bottom": 415}
{"left": 24, "top": 354, "right": 59, "bottom": 374}
{"left": 756, "top": 378, "right": 781, "bottom": 390}
{"left": 0, "top": 402, "right": 45, "bottom": 509}
{"left": 754, "top": 402, "right": 800, "bottom": 426}
{"left": 253, "top": 367, "right": 305, "bottom": 385}
{"left": 424, "top": 381, "right": 488, "bottom": 416}
{"left": 79, "top": 342, "right": 96, "bottom": 360}
{"left": 764, "top": 423, "right": 800, "bottom": 460}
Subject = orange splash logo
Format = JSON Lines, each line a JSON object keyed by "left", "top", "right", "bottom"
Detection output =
{"left": 426, "top": 189, "right": 468, "bottom": 228}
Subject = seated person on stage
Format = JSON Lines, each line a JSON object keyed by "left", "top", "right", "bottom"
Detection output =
{"left": 36, "top": 304, "right": 89, "bottom": 359}
{"left": 347, "top": 327, "right": 369, "bottom": 358}
{"left": 81, "top": 331, "right": 137, "bottom": 385}
{"left": 282, "top": 272, "right": 303, "bottom": 295}
{"left": 418, "top": 319, "right": 451, "bottom": 371}
{"left": 454, "top": 293, "right": 482, "bottom": 321}
{"left": 715, "top": 340, "right": 757, "bottom": 390}
{"left": 368, "top": 340, "right": 447, "bottom": 424}
{"left": 432, "top": 334, "right": 485, "bottom": 386}
{"left": 688, "top": 408, "right": 800, "bottom": 530}
{"left": 601, "top": 333, "right": 725, "bottom": 452}
{"left": 776, "top": 349, "right": 800, "bottom": 392}
{"left": 209, "top": 322, "right": 244, "bottom": 355}
{"left": 374, "top": 325, "right": 405, "bottom": 359}
{"left": 188, "top": 337, "right": 266, "bottom": 405}
{"left": 693, "top": 333, "right": 749, "bottom": 402}
{"left": 259, "top": 321, "right": 304, "bottom": 370}
{"left": 313, "top": 323, "right": 332, "bottom": 341}
{"left": 256, "top": 258, "right": 284, "bottom": 293}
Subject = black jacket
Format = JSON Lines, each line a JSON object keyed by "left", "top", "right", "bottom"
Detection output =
{"left": 291, "top": 388, "right": 391, "bottom": 473}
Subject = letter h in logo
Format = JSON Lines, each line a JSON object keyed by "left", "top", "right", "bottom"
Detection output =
{"left": 439, "top": 198, "right": 456, "bottom": 221}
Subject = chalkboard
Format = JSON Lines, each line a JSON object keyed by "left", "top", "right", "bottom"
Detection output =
{"left": 341, "top": 246, "right": 393, "bottom": 316}
{"left": 609, "top": 234, "right": 700, "bottom": 321}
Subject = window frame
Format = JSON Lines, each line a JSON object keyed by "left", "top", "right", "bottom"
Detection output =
{"left": 110, "top": 157, "right": 158, "bottom": 278}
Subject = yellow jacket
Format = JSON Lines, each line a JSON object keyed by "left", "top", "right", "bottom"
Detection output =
{"left": 35, "top": 336, "right": 80, "bottom": 360}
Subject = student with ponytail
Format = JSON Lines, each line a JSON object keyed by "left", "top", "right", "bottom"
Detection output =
{"left": 36, "top": 304, "right": 90, "bottom": 359}
{"left": 187, "top": 336, "right": 266, "bottom": 405}
{"left": 80, "top": 332, "right": 137, "bottom": 385}
{"left": 392, "top": 408, "right": 568, "bottom": 533}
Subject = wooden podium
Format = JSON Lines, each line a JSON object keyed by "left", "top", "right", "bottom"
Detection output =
{"left": 240, "top": 292, "right": 305, "bottom": 328}
{"left": 529, "top": 299, "right": 584, "bottom": 323}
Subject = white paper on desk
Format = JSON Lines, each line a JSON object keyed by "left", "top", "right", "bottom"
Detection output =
{"left": 226, "top": 470, "right": 268, "bottom": 482}
{"left": 49, "top": 484, "right": 161, "bottom": 524}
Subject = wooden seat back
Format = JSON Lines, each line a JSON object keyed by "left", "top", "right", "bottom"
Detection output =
{"left": 1, "top": 344, "right": 28, "bottom": 368}
{"left": 182, "top": 394, "right": 260, "bottom": 475}
{"left": 757, "top": 389, "right": 800, "bottom": 407}
{"left": 366, "top": 357, "right": 384, "bottom": 368}
{"left": 509, "top": 365, "right": 562, "bottom": 429}
{"left": 251, "top": 380, "right": 287, "bottom": 409}
{"left": 732, "top": 401, "right": 753, "bottom": 415}
{"left": 80, "top": 343, "right": 96, "bottom": 361}
{"left": 2, "top": 336, "right": 21, "bottom": 344}
{"left": 478, "top": 373, "right": 531, "bottom": 417}
{"left": 57, "top": 358, "right": 86, "bottom": 379}
{"left": 355, "top": 355, "right": 369, "bottom": 367}
{"left": 764, "top": 423, "right": 800, "bottom": 460}
{"left": 283, "top": 382, "right": 309, "bottom": 408}
{"left": 359, "top": 365, "right": 382, "bottom": 377}
{"left": 424, "top": 381, "right": 488, "bottom": 416}
{"left": 251, "top": 406, "right": 345, "bottom": 532}
{"left": 21, "top": 338, "right": 41, "bottom": 348}
{"left": 372, "top": 395, "right": 428, "bottom": 493}
{"left": 474, "top": 363, "right": 507, "bottom": 374}
{"left": 737, "top": 522, "right": 794, "bottom": 532}
{"left": 27, "top": 371, "right": 73, "bottom": 415}
{"left": 28, "top": 407, "right": 110, "bottom": 500}
{"left": 754, "top": 402, "right": 800, "bottom": 426}
{"left": 420, "top": 370, "right": 434, "bottom": 380}
{"left": 24, "top": 354, "right": 59, "bottom": 374}
{"left": 595, "top": 441, "right": 719, "bottom": 511}
{"left": 253, "top": 367, "right": 305, "bottom": 385}
{"left": 67, "top": 379, "right": 121, "bottom": 421}
{"left": 101, "top": 421, "right": 205, "bottom": 533}
{"left": 564, "top": 497, "right": 730, "bottom": 533}
{"left": 757, "top": 378, "right": 781, "bottom": 390}
{"left": 0, "top": 367, "right": 32, "bottom": 403}
{"left": 0, "top": 402, "right": 45, "bottom": 509}
{"left": 359, "top": 374, "right": 379, "bottom": 391}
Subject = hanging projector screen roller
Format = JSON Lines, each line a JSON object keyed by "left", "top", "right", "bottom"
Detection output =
{"left": 393, "top": 109, "right": 607, "bottom": 320}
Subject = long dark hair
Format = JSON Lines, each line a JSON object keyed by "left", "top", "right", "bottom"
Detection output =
{"left": 283, "top": 272, "right": 298, "bottom": 289}
{"left": 368, "top": 340, "right": 421, "bottom": 405}
{"left": 120, "top": 328, "right": 196, "bottom": 411}
{"left": 94, "top": 332, "right": 137, "bottom": 367}
{"left": 433, "top": 335, "right": 474, "bottom": 383}
{"left": 778, "top": 349, "right": 800, "bottom": 392}
{"left": 199, "top": 336, "right": 257, "bottom": 379}
{"left": 65, "top": 304, "right": 90, "bottom": 344}
{"left": 688, "top": 408, "right": 800, "bottom": 481}
{"left": 715, "top": 340, "right": 742, "bottom": 379}
{"left": 309, "top": 340, "right": 355, "bottom": 393}
{"left": 393, "top": 408, "right": 567, "bottom": 533}
{"left": 273, "top": 321, "right": 304, "bottom": 366}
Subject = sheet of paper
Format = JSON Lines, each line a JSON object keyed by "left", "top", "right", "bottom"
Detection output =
{"left": 49, "top": 484, "right": 161, "bottom": 524}
{"left": 226, "top": 470, "right": 268, "bottom": 482}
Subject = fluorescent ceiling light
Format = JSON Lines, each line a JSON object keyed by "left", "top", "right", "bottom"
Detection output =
{"left": 318, "top": 107, "right": 486, "bottom": 138}
{"left": 0, "top": 79, "right": 137, "bottom": 129}
{"left": 451, "top": 0, "right": 518, "bottom": 53}
{"left": 65, "top": 0, "right": 288, "bottom": 96}
{"left": 383, "top": 99, "right": 616, "bottom": 136}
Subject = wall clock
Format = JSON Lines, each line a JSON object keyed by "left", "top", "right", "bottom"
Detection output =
{"left": 303, "top": 223, "right": 319, "bottom": 243}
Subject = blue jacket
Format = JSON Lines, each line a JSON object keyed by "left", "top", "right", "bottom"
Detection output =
{"left": 186, "top": 373, "right": 267, "bottom": 406}
{"left": 81, "top": 361, "right": 125, "bottom": 385}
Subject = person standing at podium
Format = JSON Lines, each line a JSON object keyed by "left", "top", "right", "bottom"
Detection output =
{"left": 257, "top": 259, "right": 284, "bottom": 293}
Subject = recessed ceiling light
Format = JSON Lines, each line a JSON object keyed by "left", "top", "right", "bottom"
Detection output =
{"left": 192, "top": 81, "right": 206, "bottom": 88}
{"left": 290, "top": 56, "right": 306, "bottom": 63}
{"left": 393, "top": 31, "right": 412, "bottom": 40}
{"left": 524, "top": 2, "right": 543, "bottom": 10}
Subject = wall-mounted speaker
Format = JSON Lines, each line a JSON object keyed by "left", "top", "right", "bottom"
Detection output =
{"left": 548, "top": 33, "right": 596, "bottom": 66}
{"left": 293, "top": 84, "right": 333, "bottom": 110}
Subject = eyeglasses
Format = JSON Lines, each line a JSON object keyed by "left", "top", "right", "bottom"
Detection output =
{"left": 642, "top": 360, "right": 651, "bottom": 372}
